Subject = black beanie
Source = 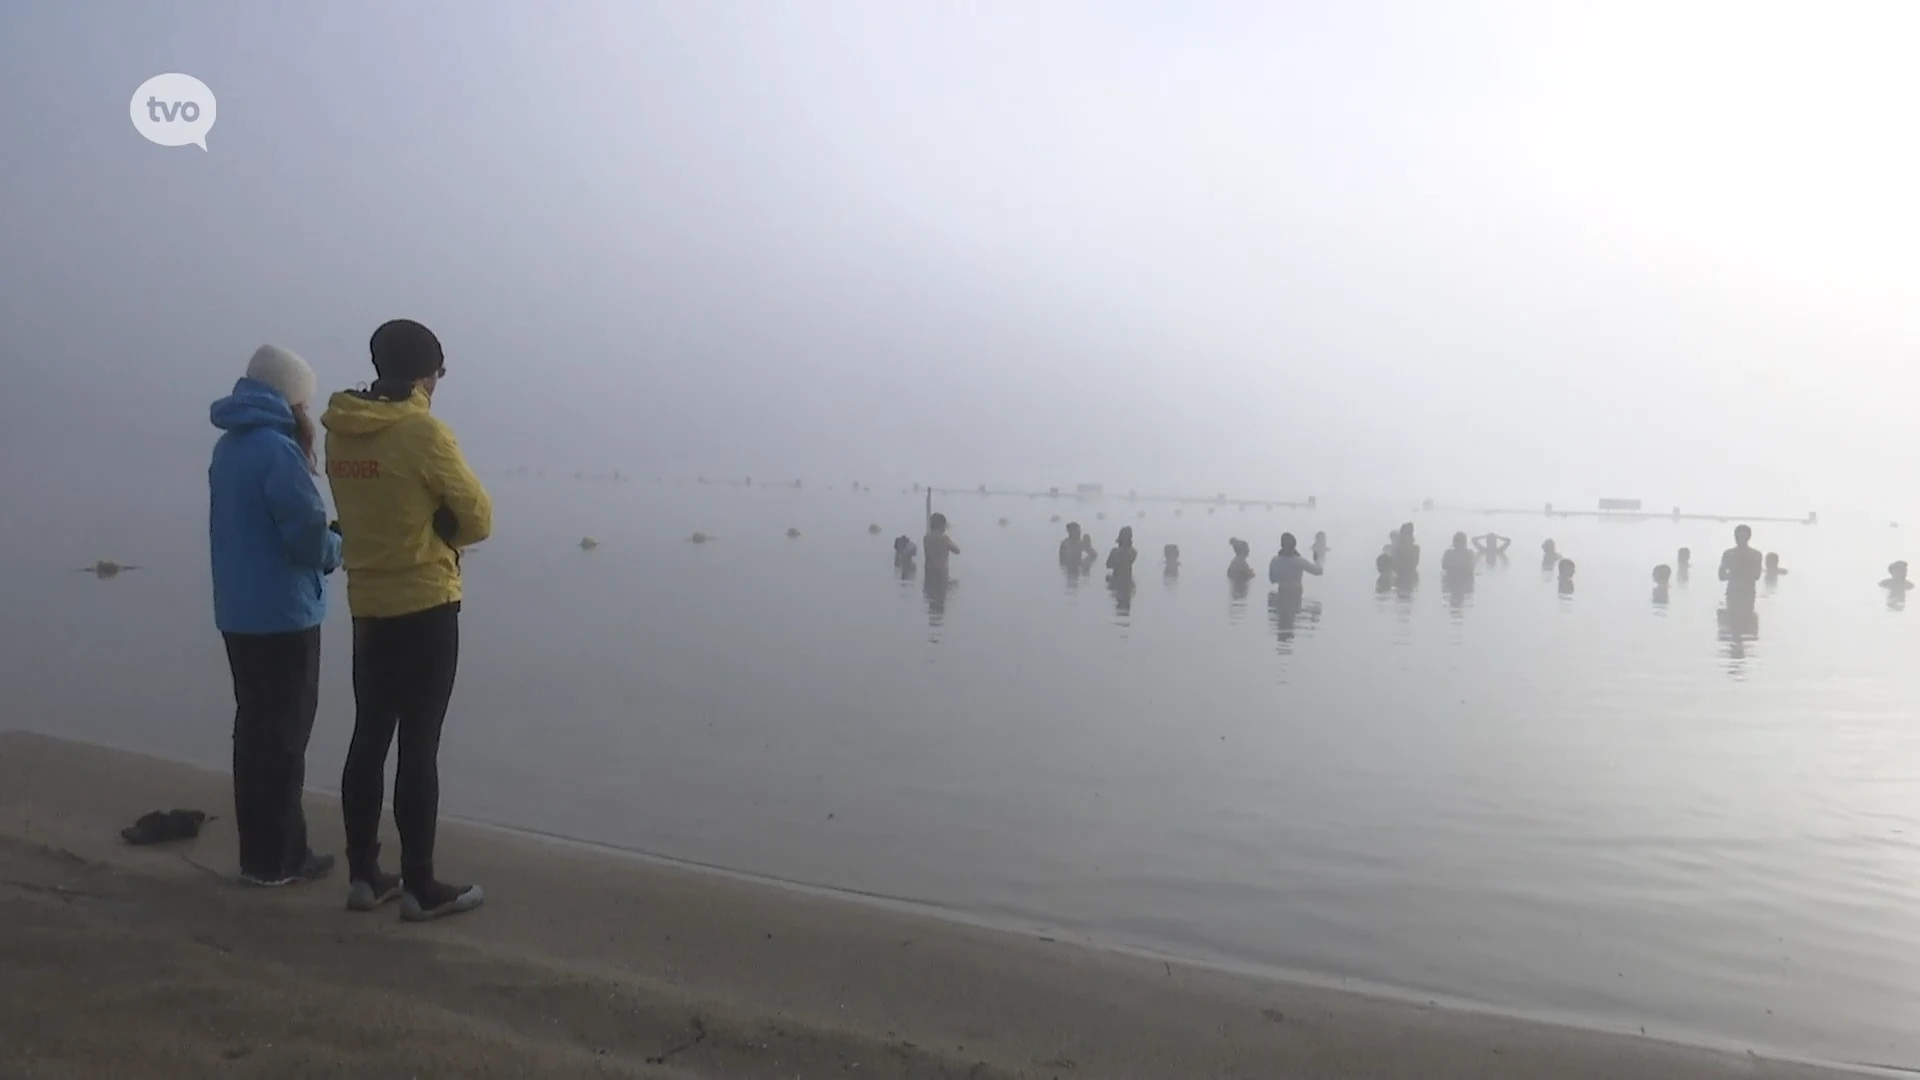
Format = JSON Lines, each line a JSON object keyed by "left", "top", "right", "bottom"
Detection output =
{"left": 369, "top": 319, "right": 444, "bottom": 381}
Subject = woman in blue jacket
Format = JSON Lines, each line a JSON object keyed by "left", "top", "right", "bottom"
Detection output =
{"left": 209, "top": 345, "right": 343, "bottom": 886}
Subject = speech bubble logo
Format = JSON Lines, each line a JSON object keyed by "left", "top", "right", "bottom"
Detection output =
{"left": 129, "top": 73, "right": 216, "bottom": 150}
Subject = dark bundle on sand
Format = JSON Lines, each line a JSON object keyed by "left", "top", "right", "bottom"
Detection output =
{"left": 120, "top": 809, "right": 208, "bottom": 846}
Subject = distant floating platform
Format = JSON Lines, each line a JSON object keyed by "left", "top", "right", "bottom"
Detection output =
{"left": 1427, "top": 505, "right": 1816, "bottom": 525}
{"left": 931, "top": 487, "right": 1317, "bottom": 512}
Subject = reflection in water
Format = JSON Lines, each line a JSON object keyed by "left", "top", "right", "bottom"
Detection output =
{"left": 1061, "top": 560, "right": 1086, "bottom": 592}
{"left": 923, "top": 571, "right": 952, "bottom": 628}
{"left": 1717, "top": 602, "right": 1759, "bottom": 677}
{"left": 1443, "top": 574, "right": 1473, "bottom": 618}
{"left": 1268, "top": 588, "right": 1321, "bottom": 652}
{"left": 1228, "top": 576, "right": 1251, "bottom": 622}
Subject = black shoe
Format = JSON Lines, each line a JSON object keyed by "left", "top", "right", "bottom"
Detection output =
{"left": 292, "top": 852, "right": 335, "bottom": 883}
{"left": 346, "top": 869, "right": 403, "bottom": 912}
{"left": 242, "top": 852, "right": 333, "bottom": 888}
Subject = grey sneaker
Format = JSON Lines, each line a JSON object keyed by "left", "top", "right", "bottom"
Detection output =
{"left": 400, "top": 883, "right": 485, "bottom": 922}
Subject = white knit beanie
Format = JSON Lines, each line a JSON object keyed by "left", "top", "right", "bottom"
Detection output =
{"left": 245, "top": 344, "right": 317, "bottom": 408}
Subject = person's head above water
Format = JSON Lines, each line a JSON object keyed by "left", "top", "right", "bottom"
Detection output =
{"left": 1558, "top": 557, "right": 1576, "bottom": 579}
{"left": 894, "top": 535, "right": 913, "bottom": 554}
{"left": 1890, "top": 561, "right": 1909, "bottom": 581}
{"left": 1451, "top": 531, "right": 1468, "bottom": 549}
{"left": 1314, "top": 531, "right": 1327, "bottom": 542}
{"left": 1163, "top": 544, "right": 1179, "bottom": 560}
{"left": 1678, "top": 547, "right": 1692, "bottom": 564}
{"left": 1065, "top": 522, "right": 1081, "bottom": 538}
{"left": 1734, "top": 524, "right": 1752, "bottom": 546}
{"left": 929, "top": 512, "right": 948, "bottom": 533}
{"left": 1279, "top": 532, "right": 1298, "bottom": 556}
{"left": 1231, "top": 537, "right": 1250, "bottom": 557}
{"left": 1653, "top": 564, "right": 1672, "bottom": 584}
{"left": 1375, "top": 552, "right": 1393, "bottom": 574}
{"left": 1117, "top": 526, "right": 1133, "bottom": 547}
{"left": 1543, "top": 539, "right": 1557, "bottom": 553}
{"left": 1764, "top": 552, "right": 1780, "bottom": 569}
{"left": 1399, "top": 523, "right": 1415, "bottom": 541}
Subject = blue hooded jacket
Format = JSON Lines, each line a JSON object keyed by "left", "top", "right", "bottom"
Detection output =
{"left": 209, "top": 378, "right": 343, "bottom": 634}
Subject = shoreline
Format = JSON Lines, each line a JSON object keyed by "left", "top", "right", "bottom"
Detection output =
{"left": 0, "top": 729, "right": 1875, "bottom": 1079}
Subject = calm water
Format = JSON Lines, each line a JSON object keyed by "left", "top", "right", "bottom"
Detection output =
{"left": 9, "top": 478, "right": 1920, "bottom": 1067}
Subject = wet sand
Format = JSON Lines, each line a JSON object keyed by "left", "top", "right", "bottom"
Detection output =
{"left": 0, "top": 731, "right": 1866, "bottom": 1079}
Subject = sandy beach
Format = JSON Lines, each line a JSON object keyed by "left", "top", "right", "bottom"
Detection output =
{"left": 0, "top": 730, "right": 1867, "bottom": 1079}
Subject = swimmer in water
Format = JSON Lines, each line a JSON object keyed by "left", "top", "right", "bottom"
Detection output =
{"left": 1228, "top": 538, "right": 1256, "bottom": 583}
{"left": 1374, "top": 551, "right": 1395, "bottom": 593}
{"left": 1557, "top": 557, "right": 1577, "bottom": 595}
{"left": 1718, "top": 525, "right": 1761, "bottom": 610}
{"left": 893, "top": 534, "right": 918, "bottom": 569}
{"left": 1676, "top": 547, "right": 1692, "bottom": 583}
{"left": 1391, "top": 523, "right": 1420, "bottom": 578}
{"left": 1311, "top": 531, "right": 1329, "bottom": 562}
{"left": 1472, "top": 532, "right": 1511, "bottom": 563}
{"left": 1163, "top": 543, "right": 1180, "bottom": 575}
{"left": 1058, "top": 522, "right": 1085, "bottom": 566}
{"left": 1882, "top": 561, "right": 1912, "bottom": 593}
{"left": 1652, "top": 564, "right": 1671, "bottom": 605}
{"left": 1268, "top": 532, "right": 1324, "bottom": 596}
{"left": 1763, "top": 552, "right": 1787, "bottom": 583}
{"left": 1541, "top": 538, "right": 1559, "bottom": 571}
{"left": 924, "top": 512, "right": 959, "bottom": 580}
{"left": 1441, "top": 531, "right": 1476, "bottom": 579}
{"left": 1106, "top": 526, "right": 1138, "bottom": 586}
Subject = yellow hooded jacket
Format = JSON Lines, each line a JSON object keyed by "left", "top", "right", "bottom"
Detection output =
{"left": 320, "top": 387, "right": 492, "bottom": 618}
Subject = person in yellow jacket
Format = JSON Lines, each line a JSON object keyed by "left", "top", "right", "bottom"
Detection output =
{"left": 322, "top": 318, "right": 491, "bottom": 922}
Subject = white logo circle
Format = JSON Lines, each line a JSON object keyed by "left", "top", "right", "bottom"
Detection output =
{"left": 130, "top": 73, "right": 217, "bottom": 150}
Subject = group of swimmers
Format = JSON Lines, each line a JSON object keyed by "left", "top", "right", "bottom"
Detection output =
{"left": 892, "top": 516, "right": 1918, "bottom": 611}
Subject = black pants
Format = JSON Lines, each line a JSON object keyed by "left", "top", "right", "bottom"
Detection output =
{"left": 225, "top": 628, "right": 322, "bottom": 879}
{"left": 341, "top": 602, "right": 460, "bottom": 888}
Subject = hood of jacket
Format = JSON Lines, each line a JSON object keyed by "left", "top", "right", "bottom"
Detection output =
{"left": 319, "top": 386, "right": 432, "bottom": 437}
{"left": 210, "top": 377, "right": 297, "bottom": 435}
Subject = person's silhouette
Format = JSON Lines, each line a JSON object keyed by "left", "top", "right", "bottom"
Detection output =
{"left": 1719, "top": 525, "right": 1761, "bottom": 612}
{"left": 1228, "top": 538, "right": 1255, "bottom": 583}
{"left": 1882, "top": 561, "right": 1913, "bottom": 609}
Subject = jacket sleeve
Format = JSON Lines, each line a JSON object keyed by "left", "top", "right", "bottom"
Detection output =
{"left": 262, "top": 437, "right": 342, "bottom": 571}
{"left": 421, "top": 419, "right": 493, "bottom": 547}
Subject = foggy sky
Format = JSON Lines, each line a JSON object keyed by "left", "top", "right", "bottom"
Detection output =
{"left": 3, "top": 0, "right": 1917, "bottom": 521}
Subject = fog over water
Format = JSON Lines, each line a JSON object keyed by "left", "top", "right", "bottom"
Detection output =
{"left": 5, "top": 0, "right": 1920, "bottom": 1069}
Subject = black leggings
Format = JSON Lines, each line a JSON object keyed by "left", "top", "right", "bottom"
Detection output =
{"left": 341, "top": 602, "right": 460, "bottom": 888}
{"left": 225, "top": 628, "right": 322, "bottom": 879}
